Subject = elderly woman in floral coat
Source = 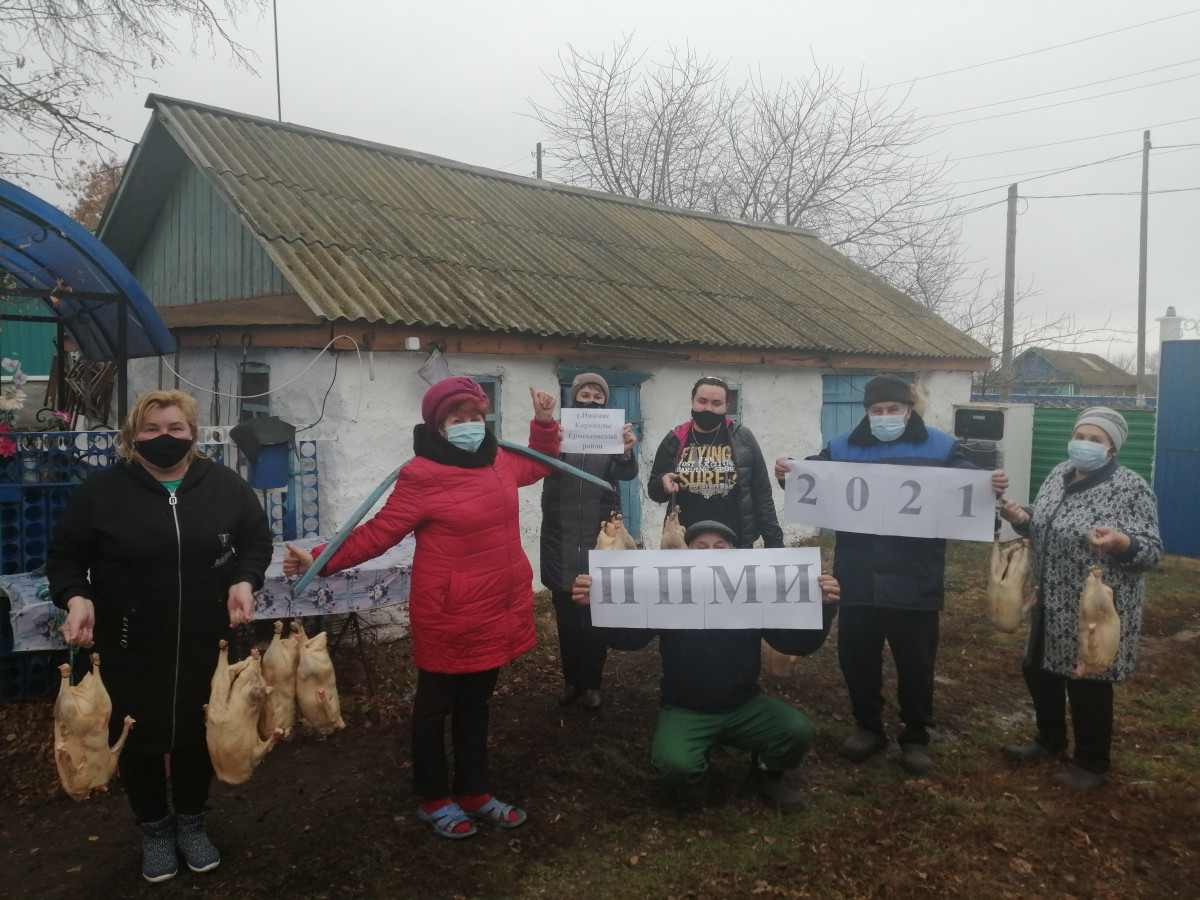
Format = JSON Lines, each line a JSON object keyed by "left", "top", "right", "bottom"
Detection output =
{"left": 1000, "top": 407, "right": 1161, "bottom": 791}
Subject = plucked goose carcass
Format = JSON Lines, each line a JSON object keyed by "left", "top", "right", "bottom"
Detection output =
{"left": 206, "top": 642, "right": 280, "bottom": 784}
{"left": 295, "top": 630, "right": 346, "bottom": 735}
{"left": 986, "top": 537, "right": 1034, "bottom": 632}
{"left": 1072, "top": 566, "right": 1121, "bottom": 677}
{"left": 258, "top": 620, "right": 300, "bottom": 741}
{"left": 53, "top": 653, "right": 133, "bottom": 800}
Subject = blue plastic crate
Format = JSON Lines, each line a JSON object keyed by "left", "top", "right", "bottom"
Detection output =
{"left": 0, "top": 650, "right": 68, "bottom": 703}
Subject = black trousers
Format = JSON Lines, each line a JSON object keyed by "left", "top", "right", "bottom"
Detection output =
{"left": 551, "top": 590, "right": 608, "bottom": 690}
{"left": 411, "top": 667, "right": 500, "bottom": 800}
{"left": 1022, "top": 663, "right": 1114, "bottom": 773}
{"left": 118, "top": 746, "right": 214, "bottom": 824}
{"left": 838, "top": 605, "right": 939, "bottom": 746}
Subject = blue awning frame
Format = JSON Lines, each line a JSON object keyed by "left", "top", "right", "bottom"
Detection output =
{"left": 0, "top": 176, "right": 176, "bottom": 422}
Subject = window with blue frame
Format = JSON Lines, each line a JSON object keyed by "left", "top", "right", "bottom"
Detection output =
{"left": 471, "top": 375, "right": 501, "bottom": 438}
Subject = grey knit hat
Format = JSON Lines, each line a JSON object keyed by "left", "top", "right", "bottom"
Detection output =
{"left": 684, "top": 520, "right": 738, "bottom": 547}
{"left": 1075, "top": 406, "right": 1128, "bottom": 451}
{"left": 570, "top": 372, "right": 609, "bottom": 404}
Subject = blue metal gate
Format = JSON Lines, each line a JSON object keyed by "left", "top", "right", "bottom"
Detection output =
{"left": 1155, "top": 340, "right": 1200, "bottom": 557}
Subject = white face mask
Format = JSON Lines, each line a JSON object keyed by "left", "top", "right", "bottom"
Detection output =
{"left": 869, "top": 414, "right": 907, "bottom": 442}
{"left": 1067, "top": 440, "right": 1109, "bottom": 471}
{"left": 445, "top": 422, "right": 486, "bottom": 452}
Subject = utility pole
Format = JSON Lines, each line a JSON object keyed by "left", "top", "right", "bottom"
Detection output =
{"left": 1000, "top": 184, "right": 1018, "bottom": 401}
{"left": 536, "top": 142, "right": 543, "bottom": 179}
{"left": 273, "top": 0, "right": 282, "bottom": 121}
{"left": 1136, "top": 130, "right": 1150, "bottom": 406}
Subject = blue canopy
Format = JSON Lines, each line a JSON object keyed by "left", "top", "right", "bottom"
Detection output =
{"left": 0, "top": 176, "right": 175, "bottom": 360}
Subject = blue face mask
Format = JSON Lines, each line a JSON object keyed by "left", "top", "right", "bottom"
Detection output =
{"left": 869, "top": 414, "right": 907, "bottom": 442}
{"left": 445, "top": 422, "right": 487, "bottom": 452}
{"left": 1067, "top": 440, "right": 1110, "bottom": 472}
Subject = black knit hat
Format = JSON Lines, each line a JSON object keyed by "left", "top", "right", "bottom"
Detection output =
{"left": 862, "top": 375, "right": 913, "bottom": 408}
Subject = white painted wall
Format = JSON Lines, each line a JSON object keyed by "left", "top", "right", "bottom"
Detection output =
{"left": 129, "top": 350, "right": 974, "bottom": 579}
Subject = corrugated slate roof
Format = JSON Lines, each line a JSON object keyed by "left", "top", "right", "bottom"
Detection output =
{"left": 130, "top": 96, "right": 989, "bottom": 360}
{"left": 1025, "top": 348, "right": 1135, "bottom": 386}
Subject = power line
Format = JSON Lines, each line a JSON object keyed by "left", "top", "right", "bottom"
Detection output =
{"left": 925, "top": 58, "right": 1200, "bottom": 118}
{"left": 938, "top": 72, "right": 1200, "bottom": 128}
{"left": 948, "top": 116, "right": 1200, "bottom": 160}
{"left": 866, "top": 8, "right": 1200, "bottom": 92}
{"left": 1019, "top": 186, "right": 1200, "bottom": 198}
{"left": 950, "top": 144, "right": 1199, "bottom": 186}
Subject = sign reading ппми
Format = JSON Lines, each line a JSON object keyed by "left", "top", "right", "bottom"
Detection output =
{"left": 560, "top": 408, "right": 625, "bottom": 454}
{"left": 587, "top": 548, "right": 824, "bottom": 630}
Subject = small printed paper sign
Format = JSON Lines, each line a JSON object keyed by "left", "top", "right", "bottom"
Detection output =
{"left": 560, "top": 408, "right": 625, "bottom": 454}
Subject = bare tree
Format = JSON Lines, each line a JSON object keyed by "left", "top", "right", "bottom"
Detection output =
{"left": 1, "top": 0, "right": 264, "bottom": 181}
{"left": 529, "top": 37, "right": 966, "bottom": 310}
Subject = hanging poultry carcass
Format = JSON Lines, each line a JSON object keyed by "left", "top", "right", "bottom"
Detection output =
{"left": 660, "top": 506, "right": 686, "bottom": 550}
{"left": 258, "top": 620, "right": 301, "bottom": 741}
{"left": 594, "top": 512, "right": 636, "bottom": 551}
{"left": 295, "top": 629, "right": 346, "bottom": 735}
{"left": 53, "top": 654, "right": 134, "bottom": 800}
{"left": 1072, "top": 566, "right": 1121, "bottom": 677}
{"left": 206, "top": 642, "right": 281, "bottom": 784}
{"left": 986, "top": 536, "right": 1034, "bottom": 632}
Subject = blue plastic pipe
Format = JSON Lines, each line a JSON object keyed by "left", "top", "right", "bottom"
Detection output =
{"left": 290, "top": 441, "right": 616, "bottom": 598}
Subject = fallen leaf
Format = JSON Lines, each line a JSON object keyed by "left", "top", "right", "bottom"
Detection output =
{"left": 66, "top": 866, "right": 81, "bottom": 873}
{"left": 629, "top": 855, "right": 639, "bottom": 865}
{"left": 1011, "top": 859, "right": 1033, "bottom": 875}
{"left": 87, "top": 835, "right": 98, "bottom": 842}
{"left": 762, "top": 834, "right": 776, "bottom": 844}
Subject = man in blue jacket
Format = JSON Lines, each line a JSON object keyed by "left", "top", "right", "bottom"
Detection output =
{"left": 775, "top": 375, "right": 1007, "bottom": 775}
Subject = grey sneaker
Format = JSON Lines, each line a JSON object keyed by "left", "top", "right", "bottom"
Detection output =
{"left": 840, "top": 728, "right": 888, "bottom": 762}
{"left": 1003, "top": 742, "right": 1064, "bottom": 763}
{"left": 900, "top": 743, "right": 934, "bottom": 776}
{"left": 176, "top": 811, "right": 221, "bottom": 873}
{"left": 139, "top": 816, "right": 178, "bottom": 883}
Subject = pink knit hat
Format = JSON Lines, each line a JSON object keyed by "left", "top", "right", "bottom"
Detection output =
{"left": 421, "top": 376, "right": 488, "bottom": 428}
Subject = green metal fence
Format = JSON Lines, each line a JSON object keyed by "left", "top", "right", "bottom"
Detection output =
{"left": 1030, "top": 407, "right": 1156, "bottom": 498}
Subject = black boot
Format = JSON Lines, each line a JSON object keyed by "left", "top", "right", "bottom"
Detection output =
{"left": 747, "top": 757, "right": 806, "bottom": 813}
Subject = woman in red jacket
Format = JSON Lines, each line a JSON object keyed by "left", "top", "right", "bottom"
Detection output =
{"left": 285, "top": 377, "right": 558, "bottom": 839}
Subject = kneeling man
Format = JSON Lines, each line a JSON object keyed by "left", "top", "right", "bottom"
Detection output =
{"left": 571, "top": 520, "right": 840, "bottom": 812}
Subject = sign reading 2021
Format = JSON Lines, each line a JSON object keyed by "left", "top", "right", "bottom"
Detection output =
{"left": 782, "top": 460, "right": 995, "bottom": 541}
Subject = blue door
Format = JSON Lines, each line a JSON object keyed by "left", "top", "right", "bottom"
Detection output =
{"left": 557, "top": 367, "right": 648, "bottom": 541}
{"left": 1154, "top": 340, "right": 1200, "bottom": 557}
{"left": 821, "top": 373, "right": 916, "bottom": 446}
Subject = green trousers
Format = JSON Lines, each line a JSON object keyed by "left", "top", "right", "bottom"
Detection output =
{"left": 650, "top": 693, "right": 814, "bottom": 788}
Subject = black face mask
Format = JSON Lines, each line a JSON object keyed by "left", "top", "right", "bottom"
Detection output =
{"left": 574, "top": 400, "right": 605, "bottom": 409}
{"left": 134, "top": 434, "right": 193, "bottom": 469}
{"left": 691, "top": 409, "right": 724, "bottom": 431}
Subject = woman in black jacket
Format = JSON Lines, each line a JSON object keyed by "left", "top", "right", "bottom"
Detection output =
{"left": 539, "top": 373, "right": 638, "bottom": 709}
{"left": 48, "top": 390, "right": 272, "bottom": 883}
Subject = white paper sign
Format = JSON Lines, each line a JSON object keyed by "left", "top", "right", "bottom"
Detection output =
{"left": 783, "top": 460, "right": 995, "bottom": 541}
{"left": 560, "top": 408, "right": 625, "bottom": 454}
{"left": 588, "top": 548, "right": 824, "bottom": 630}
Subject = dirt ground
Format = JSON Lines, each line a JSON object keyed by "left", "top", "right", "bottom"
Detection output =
{"left": 2, "top": 547, "right": 1198, "bottom": 899}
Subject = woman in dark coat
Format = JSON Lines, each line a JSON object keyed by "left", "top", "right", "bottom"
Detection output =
{"left": 539, "top": 373, "right": 638, "bottom": 709}
{"left": 48, "top": 390, "right": 272, "bottom": 882}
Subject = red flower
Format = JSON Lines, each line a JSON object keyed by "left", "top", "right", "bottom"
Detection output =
{"left": 0, "top": 434, "right": 15, "bottom": 458}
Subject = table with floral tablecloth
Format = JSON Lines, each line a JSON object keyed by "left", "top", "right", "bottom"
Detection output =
{"left": 2, "top": 535, "right": 414, "bottom": 652}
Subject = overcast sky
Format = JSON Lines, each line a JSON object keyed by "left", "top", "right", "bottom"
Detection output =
{"left": 15, "top": 0, "right": 1200, "bottom": 362}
